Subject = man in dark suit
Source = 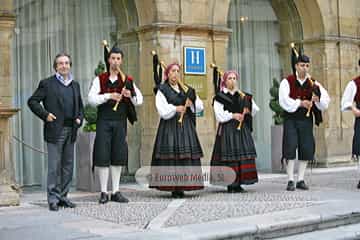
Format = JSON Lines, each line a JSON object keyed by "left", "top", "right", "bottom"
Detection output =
{"left": 28, "top": 53, "right": 84, "bottom": 211}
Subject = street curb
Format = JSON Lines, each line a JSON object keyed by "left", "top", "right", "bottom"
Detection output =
{"left": 259, "top": 211, "right": 360, "bottom": 239}
{"left": 98, "top": 201, "right": 360, "bottom": 240}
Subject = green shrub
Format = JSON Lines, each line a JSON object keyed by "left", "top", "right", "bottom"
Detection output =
{"left": 82, "top": 61, "right": 105, "bottom": 132}
{"left": 269, "top": 78, "right": 284, "bottom": 125}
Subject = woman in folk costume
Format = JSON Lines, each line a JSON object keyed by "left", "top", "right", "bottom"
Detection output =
{"left": 341, "top": 59, "right": 360, "bottom": 189}
{"left": 150, "top": 62, "right": 204, "bottom": 198}
{"left": 210, "top": 70, "right": 259, "bottom": 193}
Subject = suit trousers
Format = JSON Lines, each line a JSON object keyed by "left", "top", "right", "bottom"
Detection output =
{"left": 46, "top": 127, "right": 74, "bottom": 204}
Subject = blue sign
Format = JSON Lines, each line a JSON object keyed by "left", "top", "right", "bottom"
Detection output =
{"left": 184, "top": 47, "right": 206, "bottom": 75}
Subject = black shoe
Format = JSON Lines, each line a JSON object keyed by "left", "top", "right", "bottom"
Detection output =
{"left": 286, "top": 181, "right": 295, "bottom": 191}
{"left": 296, "top": 180, "right": 309, "bottom": 190}
{"left": 171, "top": 191, "right": 185, "bottom": 198}
{"left": 227, "top": 186, "right": 246, "bottom": 193}
{"left": 59, "top": 198, "right": 76, "bottom": 208}
{"left": 49, "top": 202, "right": 59, "bottom": 211}
{"left": 357, "top": 181, "right": 360, "bottom": 189}
{"left": 236, "top": 186, "right": 247, "bottom": 193}
{"left": 227, "top": 186, "right": 235, "bottom": 193}
{"left": 227, "top": 186, "right": 238, "bottom": 193}
{"left": 99, "top": 192, "right": 109, "bottom": 204}
{"left": 110, "top": 191, "right": 129, "bottom": 203}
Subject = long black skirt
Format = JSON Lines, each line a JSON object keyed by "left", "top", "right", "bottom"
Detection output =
{"left": 210, "top": 119, "right": 258, "bottom": 186}
{"left": 150, "top": 112, "right": 204, "bottom": 192}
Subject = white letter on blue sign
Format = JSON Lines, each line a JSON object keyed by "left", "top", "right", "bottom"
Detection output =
{"left": 191, "top": 50, "right": 200, "bottom": 65}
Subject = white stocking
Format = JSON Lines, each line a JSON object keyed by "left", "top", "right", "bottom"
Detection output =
{"left": 286, "top": 160, "right": 295, "bottom": 182}
{"left": 298, "top": 161, "right": 308, "bottom": 181}
{"left": 110, "top": 166, "right": 122, "bottom": 193}
{"left": 96, "top": 167, "right": 109, "bottom": 193}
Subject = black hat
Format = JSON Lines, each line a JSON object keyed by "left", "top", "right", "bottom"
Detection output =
{"left": 296, "top": 54, "right": 310, "bottom": 64}
{"left": 103, "top": 43, "right": 124, "bottom": 72}
{"left": 290, "top": 43, "right": 310, "bottom": 75}
{"left": 108, "top": 46, "right": 124, "bottom": 57}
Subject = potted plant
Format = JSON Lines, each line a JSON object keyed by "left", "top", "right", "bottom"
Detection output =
{"left": 269, "top": 78, "right": 285, "bottom": 173}
{"left": 76, "top": 62, "right": 105, "bottom": 192}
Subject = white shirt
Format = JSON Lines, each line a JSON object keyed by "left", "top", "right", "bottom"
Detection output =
{"left": 55, "top": 72, "right": 73, "bottom": 86}
{"left": 88, "top": 75, "right": 143, "bottom": 107}
{"left": 279, "top": 73, "right": 330, "bottom": 112}
{"left": 213, "top": 88, "right": 260, "bottom": 123}
{"left": 155, "top": 86, "right": 204, "bottom": 120}
{"left": 341, "top": 80, "right": 357, "bottom": 112}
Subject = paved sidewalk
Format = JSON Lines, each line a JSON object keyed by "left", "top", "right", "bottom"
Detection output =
{"left": 1, "top": 166, "right": 360, "bottom": 239}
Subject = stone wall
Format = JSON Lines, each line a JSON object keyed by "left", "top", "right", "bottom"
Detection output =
{"left": 108, "top": 0, "right": 360, "bottom": 169}
{"left": 2, "top": 0, "right": 360, "bottom": 178}
{"left": 0, "top": 0, "right": 19, "bottom": 206}
{"left": 0, "top": 0, "right": 15, "bottom": 107}
{"left": 113, "top": 0, "right": 231, "bottom": 168}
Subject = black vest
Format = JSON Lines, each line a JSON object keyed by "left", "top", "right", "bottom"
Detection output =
{"left": 214, "top": 90, "right": 253, "bottom": 131}
{"left": 158, "top": 82, "right": 197, "bottom": 124}
{"left": 97, "top": 79, "right": 128, "bottom": 121}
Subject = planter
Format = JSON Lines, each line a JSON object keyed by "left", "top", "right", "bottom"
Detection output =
{"left": 76, "top": 131, "right": 110, "bottom": 192}
{"left": 271, "top": 125, "right": 285, "bottom": 173}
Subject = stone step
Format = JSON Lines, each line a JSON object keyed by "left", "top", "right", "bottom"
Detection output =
{"left": 274, "top": 223, "right": 360, "bottom": 240}
{"left": 262, "top": 211, "right": 360, "bottom": 239}
{"left": 98, "top": 200, "right": 360, "bottom": 240}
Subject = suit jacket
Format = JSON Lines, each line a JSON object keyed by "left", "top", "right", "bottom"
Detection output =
{"left": 27, "top": 75, "right": 84, "bottom": 143}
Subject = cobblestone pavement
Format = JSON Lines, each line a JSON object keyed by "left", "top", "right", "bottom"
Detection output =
{"left": 29, "top": 167, "right": 360, "bottom": 230}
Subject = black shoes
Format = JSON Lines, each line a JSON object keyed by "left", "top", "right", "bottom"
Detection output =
{"left": 58, "top": 198, "right": 76, "bottom": 208}
{"left": 227, "top": 186, "right": 236, "bottom": 193}
{"left": 286, "top": 180, "right": 309, "bottom": 191}
{"left": 171, "top": 191, "right": 185, "bottom": 198}
{"left": 110, "top": 191, "right": 129, "bottom": 203}
{"left": 49, "top": 202, "right": 59, "bottom": 211}
{"left": 296, "top": 180, "right": 309, "bottom": 190}
{"left": 227, "top": 186, "right": 246, "bottom": 193}
{"left": 286, "top": 181, "right": 295, "bottom": 191}
{"left": 99, "top": 192, "right": 109, "bottom": 204}
{"left": 49, "top": 198, "right": 75, "bottom": 211}
{"left": 237, "top": 186, "right": 247, "bottom": 193}
{"left": 99, "top": 191, "right": 129, "bottom": 204}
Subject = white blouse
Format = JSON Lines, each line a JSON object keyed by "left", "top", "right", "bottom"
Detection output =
{"left": 213, "top": 88, "right": 260, "bottom": 123}
{"left": 155, "top": 87, "right": 204, "bottom": 120}
{"left": 341, "top": 80, "right": 356, "bottom": 112}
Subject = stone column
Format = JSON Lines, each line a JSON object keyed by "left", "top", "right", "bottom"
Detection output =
{"left": 112, "top": 0, "right": 231, "bottom": 169}
{"left": 275, "top": 0, "right": 360, "bottom": 166}
{"left": 307, "top": 38, "right": 360, "bottom": 166}
{"left": 135, "top": 25, "right": 231, "bottom": 167}
{"left": 278, "top": 38, "right": 359, "bottom": 166}
{"left": 300, "top": 0, "right": 360, "bottom": 166}
{"left": 0, "top": 1, "right": 15, "bottom": 106}
{"left": 0, "top": 108, "right": 19, "bottom": 206}
{"left": 0, "top": 0, "right": 19, "bottom": 206}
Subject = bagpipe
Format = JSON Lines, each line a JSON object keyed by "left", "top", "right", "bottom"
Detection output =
{"left": 290, "top": 43, "right": 322, "bottom": 125}
{"left": 210, "top": 63, "right": 253, "bottom": 130}
{"left": 102, "top": 40, "right": 137, "bottom": 124}
{"left": 151, "top": 50, "right": 196, "bottom": 125}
